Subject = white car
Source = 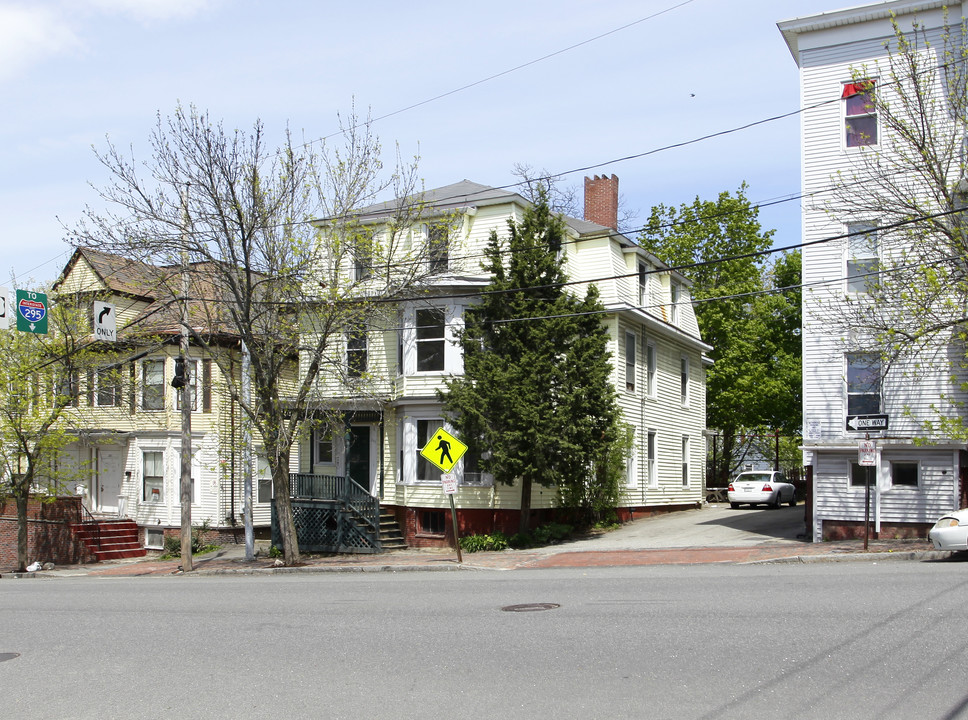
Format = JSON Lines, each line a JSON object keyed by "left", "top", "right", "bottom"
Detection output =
{"left": 727, "top": 471, "right": 797, "bottom": 509}
{"left": 928, "top": 508, "right": 968, "bottom": 551}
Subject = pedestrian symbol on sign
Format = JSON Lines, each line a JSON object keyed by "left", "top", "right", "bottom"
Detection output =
{"left": 419, "top": 428, "right": 467, "bottom": 473}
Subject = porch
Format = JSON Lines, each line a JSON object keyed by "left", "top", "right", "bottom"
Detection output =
{"left": 271, "top": 473, "right": 401, "bottom": 554}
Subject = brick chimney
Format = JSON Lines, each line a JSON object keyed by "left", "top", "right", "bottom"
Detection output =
{"left": 584, "top": 174, "right": 619, "bottom": 230}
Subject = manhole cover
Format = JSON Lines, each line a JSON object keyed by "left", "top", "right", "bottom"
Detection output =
{"left": 501, "top": 603, "right": 560, "bottom": 612}
{"left": 0, "top": 653, "right": 20, "bottom": 663}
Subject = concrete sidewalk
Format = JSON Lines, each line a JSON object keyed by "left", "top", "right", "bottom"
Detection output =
{"left": 3, "top": 503, "right": 958, "bottom": 578}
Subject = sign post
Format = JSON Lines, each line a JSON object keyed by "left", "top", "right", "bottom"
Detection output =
{"left": 15, "top": 290, "right": 48, "bottom": 334}
{"left": 420, "top": 428, "right": 468, "bottom": 562}
{"left": 858, "top": 438, "right": 876, "bottom": 550}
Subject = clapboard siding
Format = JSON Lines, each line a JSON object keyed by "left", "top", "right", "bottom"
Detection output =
{"left": 782, "top": 3, "right": 968, "bottom": 538}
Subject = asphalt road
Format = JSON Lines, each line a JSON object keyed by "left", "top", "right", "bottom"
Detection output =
{"left": 3, "top": 559, "right": 966, "bottom": 720}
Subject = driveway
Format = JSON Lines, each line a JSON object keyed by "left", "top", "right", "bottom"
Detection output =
{"left": 557, "top": 503, "right": 809, "bottom": 552}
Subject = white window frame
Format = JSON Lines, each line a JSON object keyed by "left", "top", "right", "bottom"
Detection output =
{"left": 144, "top": 527, "right": 164, "bottom": 549}
{"left": 625, "top": 428, "right": 637, "bottom": 488}
{"left": 889, "top": 459, "right": 920, "bottom": 489}
{"left": 256, "top": 453, "right": 273, "bottom": 504}
{"left": 681, "top": 435, "right": 690, "bottom": 488}
{"left": 846, "top": 352, "right": 881, "bottom": 416}
{"left": 625, "top": 331, "right": 636, "bottom": 393}
{"left": 680, "top": 355, "right": 690, "bottom": 407}
{"left": 645, "top": 340, "right": 657, "bottom": 398}
{"left": 94, "top": 368, "right": 121, "bottom": 407}
{"left": 638, "top": 261, "right": 651, "bottom": 306}
{"left": 415, "top": 308, "right": 446, "bottom": 373}
{"left": 426, "top": 222, "right": 449, "bottom": 273}
{"left": 846, "top": 222, "right": 878, "bottom": 294}
{"left": 346, "top": 327, "right": 367, "bottom": 379}
{"left": 670, "top": 282, "right": 680, "bottom": 325}
{"left": 647, "top": 430, "right": 658, "bottom": 488}
{"left": 415, "top": 417, "right": 444, "bottom": 485}
{"left": 174, "top": 359, "right": 200, "bottom": 411}
{"left": 142, "top": 450, "right": 165, "bottom": 504}
{"left": 142, "top": 359, "right": 165, "bottom": 411}
{"left": 844, "top": 78, "right": 878, "bottom": 149}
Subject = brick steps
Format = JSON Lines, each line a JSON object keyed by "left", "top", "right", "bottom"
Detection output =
{"left": 72, "top": 519, "right": 146, "bottom": 562}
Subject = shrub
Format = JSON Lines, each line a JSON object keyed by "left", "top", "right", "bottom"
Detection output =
{"left": 459, "top": 532, "right": 509, "bottom": 553}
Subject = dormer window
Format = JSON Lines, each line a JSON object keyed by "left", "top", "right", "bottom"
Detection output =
{"left": 670, "top": 282, "right": 680, "bottom": 325}
{"left": 427, "top": 223, "right": 448, "bottom": 273}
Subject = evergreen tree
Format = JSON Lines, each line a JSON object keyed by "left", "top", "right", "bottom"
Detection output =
{"left": 441, "top": 196, "right": 626, "bottom": 532}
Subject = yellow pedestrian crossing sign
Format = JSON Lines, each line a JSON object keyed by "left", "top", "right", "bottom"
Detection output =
{"left": 419, "top": 428, "right": 467, "bottom": 473}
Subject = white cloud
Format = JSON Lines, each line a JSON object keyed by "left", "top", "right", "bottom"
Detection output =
{"left": 0, "top": 3, "right": 81, "bottom": 81}
{"left": 85, "top": 0, "right": 216, "bottom": 22}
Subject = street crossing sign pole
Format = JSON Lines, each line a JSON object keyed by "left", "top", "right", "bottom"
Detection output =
{"left": 420, "top": 428, "right": 468, "bottom": 563}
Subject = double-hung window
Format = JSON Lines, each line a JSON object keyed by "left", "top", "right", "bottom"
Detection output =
{"left": 844, "top": 79, "right": 877, "bottom": 147}
{"left": 681, "top": 435, "right": 690, "bottom": 487}
{"left": 352, "top": 232, "right": 373, "bottom": 282}
{"left": 175, "top": 359, "right": 199, "bottom": 411}
{"left": 95, "top": 368, "right": 121, "bottom": 407}
{"left": 416, "top": 419, "right": 443, "bottom": 483}
{"left": 670, "top": 282, "right": 680, "bottom": 324}
{"left": 647, "top": 430, "right": 658, "bottom": 488}
{"left": 142, "top": 359, "right": 165, "bottom": 410}
{"left": 416, "top": 308, "right": 445, "bottom": 372}
{"left": 680, "top": 355, "right": 690, "bottom": 406}
{"left": 846, "top": 352, "right": 881, "bottom": 415}
{"left": 847, "top": 223, "right": 878, "bottom": 293}
{"left": 143, "top": 451, "right": 164, "bottom": 503}
{"left": 645, "top": 340, "right": 657, "bottom": 397}
{"left": 427, "top": 223, "right": 448, "bottom": 273}
{"left": 346, "top": 327, "right": 367, "bottom": 378}
{"left": 314, "top": 430, "right": 334, "bottom": 465}
{"left": 625, "top": 332, "right": 636, "bottom": 392}
{"left": 638, "top": 261, "right": 650, "bottom": 306}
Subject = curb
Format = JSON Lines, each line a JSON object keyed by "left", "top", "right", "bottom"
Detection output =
{"left": 748, "top": 549, "right": 955, "bottom": 565}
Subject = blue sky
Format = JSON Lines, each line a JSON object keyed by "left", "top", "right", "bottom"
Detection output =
{"left": 0, "top": 0, "right": 847, "bottom": 284}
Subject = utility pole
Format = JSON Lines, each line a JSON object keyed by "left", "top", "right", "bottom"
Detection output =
{"left": 242, "top": 340, "right": 254, "bottom": 560}
{"left": 177, "top": 185, "right": 193, "bottom": 572}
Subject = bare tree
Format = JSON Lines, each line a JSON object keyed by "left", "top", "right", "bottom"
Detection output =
{"left": 511, "top": 162, "right": 639, "bottom": 230}
{"left": 72, "top": 105, "right": 443, "bottom": 564}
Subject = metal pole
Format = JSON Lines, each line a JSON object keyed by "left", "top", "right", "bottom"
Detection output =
{"left": 448, "top": 494, "right": 462, "bottom": 564}
{"left": 179, "top": 185, "right": 193, "bottom": 572}
{"left": 864, "top": 433, "right": 871, "bottom": 551}
{"left": 774, "top": 428, "right": 780, "bottom": 472}
{"left": 241, "top": 341, "right": 254, "bottom": 560}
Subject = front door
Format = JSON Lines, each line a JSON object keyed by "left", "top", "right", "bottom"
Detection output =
{"left": 95, "top": 449, "right": 125, "bottom": 515}
{"left": 348, "top": 426, "right": 372, "bottom": 495}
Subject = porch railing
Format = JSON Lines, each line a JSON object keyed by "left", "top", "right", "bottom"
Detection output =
{"left": 271, "top": 473, "right": 381, "bottom": 554}
{"left": 79, "top": 503, "right": 101, "bottom": 551}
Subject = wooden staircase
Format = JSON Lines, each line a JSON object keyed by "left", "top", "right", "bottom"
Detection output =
{"left": 73, "top": 518, "right": 147, "bottom": 561}
{"left": 379, "top": 510, "right": 407, "bottom": 550}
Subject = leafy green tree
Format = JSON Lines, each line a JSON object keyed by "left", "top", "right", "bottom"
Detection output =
{"left": 441, "top": 196, "right": 626, "bottom": 531}
{"left": 0, "top": 291, "right": 102, "bottom": 571}
{"left": 640, "top": 186, "right": 801, "bottom": 483}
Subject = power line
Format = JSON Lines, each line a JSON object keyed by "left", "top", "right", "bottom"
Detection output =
{"left": 294, "top": 0, "right": 697, "bottom": 150}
